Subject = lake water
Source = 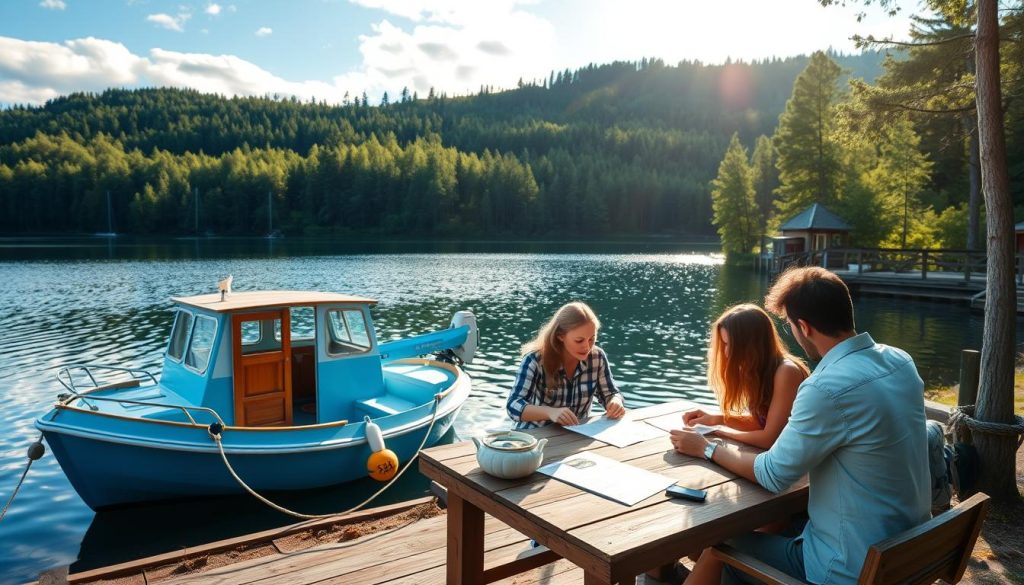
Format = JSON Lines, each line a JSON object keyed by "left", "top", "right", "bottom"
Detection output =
{"left": 0, "top": 237, "right": 1017, "bottom": 584}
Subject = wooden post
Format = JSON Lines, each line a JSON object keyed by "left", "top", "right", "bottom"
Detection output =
{"left": 964, "top": 251, "right": 971, "bottom": 282}
{"left": 857, "top": 249, "right": 863, "bottom": 274}
{"left": 922, "top": 249, "right": 929, "bottom": 280}
{"left": 956, "top": 349, "right": 981, "bottom": 445}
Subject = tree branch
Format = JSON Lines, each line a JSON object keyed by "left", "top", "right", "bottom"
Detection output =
{"left": 853, "top": 32, "right": 976, "bottom": 47}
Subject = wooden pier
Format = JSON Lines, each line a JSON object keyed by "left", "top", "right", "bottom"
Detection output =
{"left": 761, "top": 247, "right": 1024, "bottom": 313}
{"left": 61, "top": 496, "right": 586, "bottom": 585}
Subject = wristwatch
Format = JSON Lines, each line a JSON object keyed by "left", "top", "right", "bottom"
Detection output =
{"left": 703, "top": 441, "right": 718, "bottom": 462}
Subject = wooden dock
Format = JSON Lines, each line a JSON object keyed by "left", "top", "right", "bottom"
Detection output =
{"left": 62, "top": 496, "right": 588, "bottom": 585}
{"left": 762, "top": 247, "right": 1024, "bottom": 313}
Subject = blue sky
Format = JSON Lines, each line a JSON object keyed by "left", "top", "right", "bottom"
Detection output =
{"left": 0, "top": 0, "right": 914, "bottom": 106}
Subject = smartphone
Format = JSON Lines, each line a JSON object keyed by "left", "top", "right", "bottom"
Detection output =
{"left": 665, "top": 485, "right": 707, "bottom": 502}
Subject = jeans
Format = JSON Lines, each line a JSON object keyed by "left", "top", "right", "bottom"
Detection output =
{"left": 720, "top": 530, "right": 807, "bottom": 585}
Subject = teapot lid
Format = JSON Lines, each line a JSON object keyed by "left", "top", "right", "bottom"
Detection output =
{"left": 481, "top": 431, "right": 538, "bottom": 452}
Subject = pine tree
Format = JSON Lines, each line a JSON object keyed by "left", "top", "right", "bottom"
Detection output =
{"left": 774, "top": 51, "right": 844, "bottom": 221}
{"left": 864, "top": 115, "right": 933, "bottom": 248}
{"left": 711, "top": 133, "right": 758, "bottom": 254}
{"left": 750, "top": 135, "right": 777, "bottom": 236}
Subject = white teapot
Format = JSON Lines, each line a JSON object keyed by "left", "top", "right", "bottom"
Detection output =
{"left": 472, "top": 431, "right": 548, "bottom": 479}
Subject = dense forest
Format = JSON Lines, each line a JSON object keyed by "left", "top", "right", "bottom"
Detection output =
{"left": 0, "top": 53, "right": 885, "bottom": 237}
{"left": 0, "top": 50, "right": 981, "bottom": 238}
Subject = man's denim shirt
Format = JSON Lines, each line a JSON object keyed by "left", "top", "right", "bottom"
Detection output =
{"left": 753, "top": 333, "right": 931, "bottom": 585}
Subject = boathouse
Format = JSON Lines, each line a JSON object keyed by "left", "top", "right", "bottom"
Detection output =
{"left": 772, "top": 203, "right": 851, "bottom": 255}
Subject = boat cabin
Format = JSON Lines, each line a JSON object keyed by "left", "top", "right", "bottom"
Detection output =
{"left": 161, "top": 291, "right": 394, "bottom": 427}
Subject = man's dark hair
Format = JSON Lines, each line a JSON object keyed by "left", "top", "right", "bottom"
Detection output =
{"left": 764, "top": 266, "right": 854, "bottom": 336}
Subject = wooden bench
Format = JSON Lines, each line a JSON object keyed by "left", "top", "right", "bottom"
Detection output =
{"left": 709, "top": 492, "right": 990, "bottom": 585}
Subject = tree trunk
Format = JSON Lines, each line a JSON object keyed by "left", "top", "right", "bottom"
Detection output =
{"left": 964, "top": 111, "right": 982, "bottom": 251}
{"left": 973, "top": 0, "right": 1020, "bottom": 502}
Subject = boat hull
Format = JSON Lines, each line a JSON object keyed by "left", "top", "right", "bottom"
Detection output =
{"left": 37, "top": 363, "right": 470, "bottom": 509}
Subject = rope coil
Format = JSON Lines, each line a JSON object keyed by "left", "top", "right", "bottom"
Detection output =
{"left": 209, "top": 394, "right": 444, "bottom": 520}
{"left": 949, "top": 405, "right": 1024, "bottom": 448}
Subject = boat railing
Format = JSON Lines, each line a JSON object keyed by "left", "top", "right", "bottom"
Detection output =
{"left": 54, "top": 363, "right": 224, "bottom": 427}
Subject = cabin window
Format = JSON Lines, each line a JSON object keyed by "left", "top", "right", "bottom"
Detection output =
{"left": 326, "top": 309, "right": 371, "bottom": 356}
{"left": 240, "top": 320, "right": 261, "bottom": 345}
{"left": 832, "top": 234, "right": 843, "bottom": 247}
{"left": 276, "top": 306, "right": 315, "bottom": 341}
{"left": 167, "top": 310, "right": 193, "bottom": 362}
{"left": 185, "top": 315, "right": 217, "bottom": 373}
{"left": 241, "top": 318, "right": 282, "bottom": 355}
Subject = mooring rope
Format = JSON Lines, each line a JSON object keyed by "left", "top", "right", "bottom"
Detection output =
{"left": 209, "top": 394, "right": 443, "bottom": 520}
{"left": 0, "top": 433, "right": 46, "bottom": 524}
{"left": 949, "top": 405, "right": 1024, "bottom": 448}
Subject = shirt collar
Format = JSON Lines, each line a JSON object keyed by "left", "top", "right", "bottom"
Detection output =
{"left": 813, "top": 332, "right": 875, "bottom": 375}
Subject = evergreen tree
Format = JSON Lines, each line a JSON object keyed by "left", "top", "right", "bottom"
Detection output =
{"left": 773, "top": 51, "right": 844, "bottom": 221}
{"left": 750, "top": 134, "right": 777, "bottom": 236}
{"left": 864, "top": 115, "right": 933, "bottom": 247}
{"left": 711, "top": 133, "right": 758, "bottom": 254}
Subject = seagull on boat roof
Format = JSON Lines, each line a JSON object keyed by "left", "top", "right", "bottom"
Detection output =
{"left": 218, "top": 275, "right": 233, "bottom": 300}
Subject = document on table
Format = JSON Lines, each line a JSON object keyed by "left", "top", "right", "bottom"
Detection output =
{"left": 564, "top": 415, "right": 665, "bottom": 448}
{"left": 537, "top": 451, "right": 677, "bottom": 506}
{"left": 644, "top": 412, "right": 724, "bottom": 435}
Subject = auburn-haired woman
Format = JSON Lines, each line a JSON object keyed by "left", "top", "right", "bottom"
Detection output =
{"left": 506, "top": 302, "right": 625, "bottom": 429}
{"left": 684, "top": 303, "right": 809, "bottom": 449}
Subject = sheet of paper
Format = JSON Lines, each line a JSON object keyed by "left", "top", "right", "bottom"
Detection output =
{"left": 644, "top": 412, "right": 724, "bottom": 435}
{"left": 564, "top": 415, "right": 665, "bottom": 448}
{"left": 536, "top": 451, "right": 677, "bottom": 506}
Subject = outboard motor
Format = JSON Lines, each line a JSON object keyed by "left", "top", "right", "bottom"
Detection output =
{"left": 449, "top": 310, "right": 478, "bottom": 364}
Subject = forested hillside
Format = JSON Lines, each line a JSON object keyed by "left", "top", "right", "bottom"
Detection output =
{"left": 0, "top": 52, "right": 885, "bottom": 236}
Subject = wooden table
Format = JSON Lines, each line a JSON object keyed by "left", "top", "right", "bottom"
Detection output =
{"left": 419, "top": 400, "right": 809, "bottom": 585}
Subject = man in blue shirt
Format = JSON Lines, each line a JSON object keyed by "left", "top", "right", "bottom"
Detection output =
{"left": 671, "top": 267, "right": 930, "bottom": 585}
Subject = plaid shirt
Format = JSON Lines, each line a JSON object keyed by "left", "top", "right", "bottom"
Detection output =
{"left": 506, "top": 347, "right": 620, "bottom": 430}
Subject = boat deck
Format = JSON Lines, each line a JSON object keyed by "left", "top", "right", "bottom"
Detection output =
{"left": 67, "top": 506, "right": 586, "bottom": 585}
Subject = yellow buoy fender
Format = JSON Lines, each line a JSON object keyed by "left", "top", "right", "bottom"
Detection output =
{"left": 364, "top": 418, "right": 399, "bottom": 481}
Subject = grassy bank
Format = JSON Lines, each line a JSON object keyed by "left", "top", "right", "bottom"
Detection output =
{"left": 925, "top": 368, "right": 1024, "bottom": 414}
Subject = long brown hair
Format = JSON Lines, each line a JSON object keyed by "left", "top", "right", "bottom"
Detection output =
{"left": 707, "top": 304, "right": 808, "bottom": 421}
{"left": 522, "top": 302, "right": 601, "bottom": 392}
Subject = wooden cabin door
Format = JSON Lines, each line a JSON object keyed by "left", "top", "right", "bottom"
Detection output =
{"left": 232, "top": 309, "right": 292, "bottom": 427}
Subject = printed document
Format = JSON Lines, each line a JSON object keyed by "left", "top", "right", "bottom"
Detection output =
{"left": 644, "top": 412, "right": 723, "bottom": 435}
{"left": 536, "top": 451, "right": 676, "bottom": 506}
{"left": 565, "top": 415, "right": 665, "bottom": 448}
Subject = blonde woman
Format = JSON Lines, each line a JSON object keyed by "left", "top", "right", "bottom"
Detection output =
{"left": 506, "top": 302, "right": 626, "bottom": 429}
{"left": 682, "top": 303, "right": 808, "bottom": 449}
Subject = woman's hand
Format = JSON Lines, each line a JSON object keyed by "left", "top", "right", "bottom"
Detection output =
{"left": 605, "top": 395, "right": 626, "bottom": 419}
{"left": 547, "top": 406, "right": 580, "bottom": 426}
{"left": 682, "top": 408, "right": 723, "bottom": 427}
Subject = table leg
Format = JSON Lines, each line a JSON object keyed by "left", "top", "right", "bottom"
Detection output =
{"left": 447, "top": 491, "right": 484, "bottom": 584}
{"left": 584, "top": 570, "right": 610, "bottom": 585}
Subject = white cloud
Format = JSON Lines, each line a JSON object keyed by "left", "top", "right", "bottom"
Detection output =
{"left": 338, "top": 1, "right": 556, "bottom": 98}
{"left": 146, "top": 13, "right": 190, "bottom": 32}
{"left": 255, "top": 27, "right": 273, "bottom": 37}
{"left": 206, "top": 3, "right": 222, "bottom": 16}
{"left": 0, "top": 35, "right": 347, "bottom": 106}
{"left": 39, "top": 0, "right": 66, "bottom": 10}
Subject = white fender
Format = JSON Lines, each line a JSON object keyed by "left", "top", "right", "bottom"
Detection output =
{"left": 450, "top": 310, "right": 478, "bottom": 364}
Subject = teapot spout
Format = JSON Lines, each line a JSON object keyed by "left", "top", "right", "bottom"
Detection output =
{"left": 472, "top": 436, "right": 483, "bottom": 450}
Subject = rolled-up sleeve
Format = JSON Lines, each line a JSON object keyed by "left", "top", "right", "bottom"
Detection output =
{"left": 507, "top": 354, "right": 541, "bottom": 422}
{"left": 754, "top": 382, "right": 846, "bottom": 493}
{"left": 594, "top": 348, "right": 620, "bottom": 407}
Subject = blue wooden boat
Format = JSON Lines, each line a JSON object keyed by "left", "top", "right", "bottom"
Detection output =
{"left": 35, "top": 288, "right": 477, "bottom": 509}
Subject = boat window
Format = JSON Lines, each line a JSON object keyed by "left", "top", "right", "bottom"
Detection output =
{"left": 185, "top": 315, "right": 217, "bottom": 373}
{"left": 240, "top": 320, "right": 261, "bottom": 345}
{"left": 276, "top": 306, "right": 314, "bottom": 341}
{"left": 167, "top": 310, "right": 193, "bottom": 362}
{"left": 241, "top": 318, "right": 282, "bottom": 355}
{"left": 326, "top": 309, "right": 371, "bottom": 356}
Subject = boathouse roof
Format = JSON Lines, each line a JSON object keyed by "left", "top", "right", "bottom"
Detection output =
{"left": 173, "top": 290, "right": 377, "bottom": 312}
{"left": 779, "top": 203, "right": 851, "bottom": 232}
